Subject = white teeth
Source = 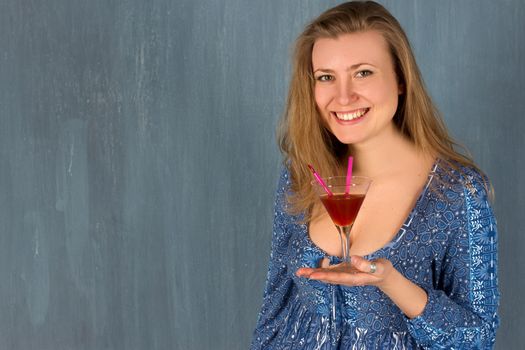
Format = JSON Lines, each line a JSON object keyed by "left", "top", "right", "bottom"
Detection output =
{"left": 335, "top": 109, "right": 368, "bottom": 121}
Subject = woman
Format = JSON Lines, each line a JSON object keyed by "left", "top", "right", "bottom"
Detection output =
{"left": 251, "top": 1, "right": 499, "bottom": 349}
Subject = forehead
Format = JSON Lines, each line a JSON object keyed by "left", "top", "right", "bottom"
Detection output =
{"left": 312, "top": 30, "right": 392, "bottom": 68}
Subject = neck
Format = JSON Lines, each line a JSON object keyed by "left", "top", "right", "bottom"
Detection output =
{"left": 350, "top": 124, "right": 428, "bottom": 179}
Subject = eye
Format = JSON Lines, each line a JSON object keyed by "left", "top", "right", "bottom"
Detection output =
{"left": 355, "top": 70, "right": 373, "bottom": 78}
{"left": 315, "top": 74, "right": 334, "bottom": 82}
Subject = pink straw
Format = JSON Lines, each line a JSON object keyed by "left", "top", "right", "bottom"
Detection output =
{"left": 308, "top": 164, "right": 333, "bottom": 196}
{"left": 345, "top": 156, "right": 353, "bottom": 194}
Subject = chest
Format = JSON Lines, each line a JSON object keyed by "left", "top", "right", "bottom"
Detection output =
{"left": 308, "top": 177, "right": 428, "bottom": 258}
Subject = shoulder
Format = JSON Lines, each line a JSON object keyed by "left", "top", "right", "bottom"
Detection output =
{"left": 277, "top": 163, "right": 292, "bottom": 191}
{"left": 273, "top": 163, "right": 294, "bottom": 223}
{"left": 275, "top": 163, "right": 292, "bottom": 208}
{"left": 455, "top": 162, "right": 490, "bottom": 195}
{"left": 433, "top": 160, "right": 491, "bottom": 201}
{"left": 274, "top": 162, "right": 308, "bottom": 227}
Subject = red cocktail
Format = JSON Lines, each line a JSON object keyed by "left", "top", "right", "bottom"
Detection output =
{"left": 312, "top": 176, "right": 371, "bottom": 264}
{"left": 320, "top": 193, "right": 365, "bottom": 227}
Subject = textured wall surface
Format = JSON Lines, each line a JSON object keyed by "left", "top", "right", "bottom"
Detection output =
{"left": 0, "top": 1, "right": 522, "bottom": 349}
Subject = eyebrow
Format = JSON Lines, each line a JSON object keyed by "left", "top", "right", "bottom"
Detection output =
{"left": 313, "top": 63, "right": 375, "bottom": 74}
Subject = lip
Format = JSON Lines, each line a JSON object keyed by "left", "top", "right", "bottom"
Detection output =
{"left": 331, "top": 108, "right": 370, "bottom": 125}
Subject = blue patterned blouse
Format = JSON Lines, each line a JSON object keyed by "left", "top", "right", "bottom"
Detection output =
{"left": 251, "top": 161, "right": 499, "bottom": 349}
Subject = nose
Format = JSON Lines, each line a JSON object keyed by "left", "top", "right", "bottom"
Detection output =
{"left": 336, "top": 79, "right": 357, "bottom": 106}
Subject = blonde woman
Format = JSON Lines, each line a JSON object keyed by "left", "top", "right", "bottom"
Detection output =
{"left": 251, "top": 1, "right": 499, "bottom": 349}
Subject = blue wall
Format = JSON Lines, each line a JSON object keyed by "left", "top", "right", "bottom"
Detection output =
{"left": 0, "top": 1, "right": 522, "bottom": 348}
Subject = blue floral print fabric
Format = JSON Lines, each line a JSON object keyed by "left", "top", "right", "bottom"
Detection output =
{"left": 251, "top": 161, "right": 499, "bottom": 349}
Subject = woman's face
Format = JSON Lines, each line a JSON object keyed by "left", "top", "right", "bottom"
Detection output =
{"left": 312, "top": 31, "right": 402, "bottom": 147}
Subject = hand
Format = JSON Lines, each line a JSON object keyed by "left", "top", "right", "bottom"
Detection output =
{"left": 296, "top": 255, "right": 394, "bottom": 288}
{"left": 297, "top": 256, "right": 428, "bottom": 318}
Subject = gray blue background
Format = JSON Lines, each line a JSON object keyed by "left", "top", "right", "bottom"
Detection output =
{"left": 0, "top": 0, "right": 522, "bottom": 349}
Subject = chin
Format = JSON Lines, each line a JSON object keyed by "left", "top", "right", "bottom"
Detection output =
{"left": 330, "top": 130, "right": 364, "bottom": 146}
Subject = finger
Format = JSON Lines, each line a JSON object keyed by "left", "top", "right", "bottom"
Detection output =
{"left": 351, "top": 255, "right": 383, "bottom": 275}
{"left": 309, "top": 269, "right": 374, "bottom": 286}
{"left": 309, "top": 270, "right": 354, "bottom": 284}
{"left": 296, "top": 267, "right": 315, "bottom": 278}
{"left": 296, "top": 265, "right": 338, "bottom": 278}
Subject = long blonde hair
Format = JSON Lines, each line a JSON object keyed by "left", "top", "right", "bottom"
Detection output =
{"left": 278, "top": 1, "right": 481, "bottom": 218}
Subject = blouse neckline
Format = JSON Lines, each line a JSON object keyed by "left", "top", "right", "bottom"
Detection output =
{"left": 303, "top": 160, "right": 439, "bottom": 261}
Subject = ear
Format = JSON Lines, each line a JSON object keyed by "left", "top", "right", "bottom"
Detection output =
{"left": 398, "top": 83, "right": 404, "bottom": 95}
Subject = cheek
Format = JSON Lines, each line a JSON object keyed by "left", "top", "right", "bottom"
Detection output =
{"left": 314, "top": 85, "right": 330, "bottom": 109}
{"left": 369, "top": 83, "right": 399, "bottom": 109}
{"left": 313, "top": 86, "right": 323, "bottom": 108}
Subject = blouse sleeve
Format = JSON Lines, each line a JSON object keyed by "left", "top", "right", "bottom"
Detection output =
{"left": 407, "top": 170, "right": 500, "bottom": 349}
{"left": 251, "top": 166, "right": 295, "bottom": 349}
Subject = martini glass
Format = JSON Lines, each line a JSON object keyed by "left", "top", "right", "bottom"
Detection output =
{"left": 312, "top": 176, "right": 371, "bottom": 266}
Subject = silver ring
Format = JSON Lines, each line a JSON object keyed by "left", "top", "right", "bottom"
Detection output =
{"left": 369, "top": 262, "right": 377, "bottom": 274}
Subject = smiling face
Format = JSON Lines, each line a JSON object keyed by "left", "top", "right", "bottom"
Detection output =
{"left": 312, "top": 31, "right": 402, "bottom": 148}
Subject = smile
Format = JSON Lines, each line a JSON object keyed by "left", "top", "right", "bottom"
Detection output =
{"left": 333, "top": 108, "right": 370, "bottom": 121}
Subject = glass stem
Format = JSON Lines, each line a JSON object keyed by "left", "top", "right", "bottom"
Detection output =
{"left": 336, "top": 225, "right": 353, "bottom": 264}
